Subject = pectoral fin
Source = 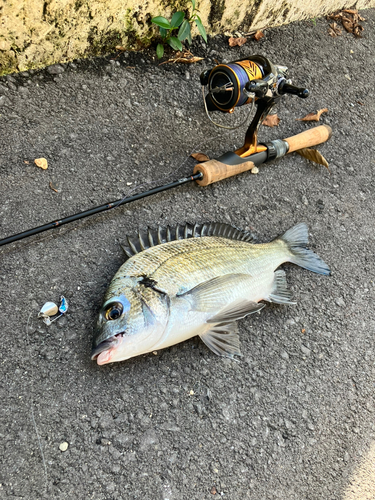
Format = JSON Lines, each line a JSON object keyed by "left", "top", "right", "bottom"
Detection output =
{"left": 208, "top": 299, "right": 265, "bottom": 323}
{"left": 200, "top": 322, "right": 241, "bottom": 358}
{"left": 178, "top": 273, "right": 255, "bottom": 312}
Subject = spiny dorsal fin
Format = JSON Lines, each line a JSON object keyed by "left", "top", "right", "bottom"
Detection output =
{"left": 122, "top": 222, "right": 256, "bottom": 259}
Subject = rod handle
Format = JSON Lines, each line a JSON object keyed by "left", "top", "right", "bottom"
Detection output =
{"left": 285, "top": 124, "right": 332, "bottom": 153}
{"left": 193, "top": 159, "right": 255, "bottom": 186}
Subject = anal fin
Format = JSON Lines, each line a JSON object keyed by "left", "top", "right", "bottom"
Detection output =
{"left": 267, "top": 270, "right": 296, "bottom": 304}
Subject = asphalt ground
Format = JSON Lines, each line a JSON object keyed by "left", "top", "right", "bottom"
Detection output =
{"left": 0, "top": 10, "right": 374, "bottom": 500}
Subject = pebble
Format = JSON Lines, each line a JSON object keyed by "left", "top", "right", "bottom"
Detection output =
{"left": 0, "top": 95, "right": 10, "bottom": 106}
{"left": 280, "top": 350, "right": 289, "bottom": 360}
{"left": 59, "top": 441, "right": 69, "bottom": 451}
{"left": 302, "top": 194, "right": 308, "bottom": 205}
{"left": 47, "top": 64, "right": 65, "bottom": 75}
{"left": 301, "top": 344, "right": 311, "bottom": 356}
{"left": 335, "top": 297, "right": 346, "bottom": 307}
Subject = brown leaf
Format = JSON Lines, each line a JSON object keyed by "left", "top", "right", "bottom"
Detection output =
{"left": 115, "top": 46, "right": 126, "bottom": 51}
{"left": 296, "top": 148, "right": 330, "bottom": 171}
{"left": 328, "top": 22, "right": 342, "bottom": 37}
{"left": 191, "top": 152, "right": 210, "bottom": 162}
{"left": 159, "top": 51, "right": 204, "bottom": 65}
{"left": 253, "top": 30, "right": 265, "bottom": 41}
{"left": 34, "top": 157, "right": 48, "bottom": 170}
{"left": 297, "top": 108, "right": 328, "bottom": 122}
{"left": 49, "top": 181, "right": 59, "bottom": 193}
{"left": 228, "top": 37, "right": 247, "bottom": 47}
{"left": 211, "top": 486, "right": 217, "bottom": 495}
{"left": 262, "top": 114, "right": 280, "bottom": 127}
{"left": 327, "top": 9, "right": 365, "bottom": 37}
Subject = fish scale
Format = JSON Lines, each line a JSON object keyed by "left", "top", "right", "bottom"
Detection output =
{"left": 92, "top": 222, "right": 330, "bottom": 365}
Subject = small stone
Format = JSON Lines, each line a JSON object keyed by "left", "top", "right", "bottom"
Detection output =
{"left": 335, "top": 297, "right": 346, "bottom": 307}
{"left": 59, "top": 441, "right": 69, "bottom": 452}
{"left": 301, "top": 195, "right": 308, "bottom": 205}
{"left": 47, "top": 64, "right": 65, "bottom": 75}
{"left": 280, "top": 350, "right": 289, "bottom": 360}
{"left": 301, "top": 344, "right": 311, "bottom": 356}
{"left": 251, "top": 166, "right": 259, "bottom": 174}
{"left": 0, "top": 95, "right": 10, "bottom": 106}
{"left": 34, "top": 158, "right": 48, "bottom": 170}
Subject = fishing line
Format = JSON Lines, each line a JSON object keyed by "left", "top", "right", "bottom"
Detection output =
{"left": 26, "top": 311, "right": 50, "bottom": 496}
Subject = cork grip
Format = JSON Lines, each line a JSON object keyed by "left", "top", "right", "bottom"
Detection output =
{"left": 193, "top": 159, "right": 255, "bottom": 186}
{"left": 285, "top": 124, "right": 332, "bottom": 153}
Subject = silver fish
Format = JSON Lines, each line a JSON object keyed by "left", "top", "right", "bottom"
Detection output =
{"left": 92, "top": 222, "right": 330, "bottom": 365}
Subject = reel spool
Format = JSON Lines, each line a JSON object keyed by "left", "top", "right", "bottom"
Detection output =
{"left": 200, "top": 54, "right": 309, "bottom": 153}
{"left": 200, "top": 55, "right": 274, "bottom": 113}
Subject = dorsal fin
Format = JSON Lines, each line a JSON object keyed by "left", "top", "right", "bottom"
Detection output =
{"left": 121, "top": 222, "right": 256, "bottom": 259}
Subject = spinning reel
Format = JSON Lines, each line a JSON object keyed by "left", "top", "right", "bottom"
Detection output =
{"left": 200, "top": 55, "right": 309, "bottom": 159}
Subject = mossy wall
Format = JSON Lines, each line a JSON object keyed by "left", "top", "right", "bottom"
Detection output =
{"left": 0, "top": 0, "right": 374, "bottom": 75}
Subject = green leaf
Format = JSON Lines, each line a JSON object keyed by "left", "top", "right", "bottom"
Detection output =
{"left": 151, "top": 16, "right": 171, "bottom": 29}
{"left": 191, "top": 0, "right": 196, "bottom": 10}
{"left": 187, "top": 29, "right": 192, "bottom": 45}
{"left": 156, "top": 43, "right": 164, "bottom": 59}
{"left": 160, "top": 27, "right": 167, "bottom": 38}
{"left": 171, "top": 11, "right": 185, "bottom": 28}
{"left": 167, "top": 36, "right": 183, "bottom": 51}
{"left": 178, "top": 19, "right": 191, "bottom": 41}
{"left": 195, "top": 17, "right": 207, "bottom": 42}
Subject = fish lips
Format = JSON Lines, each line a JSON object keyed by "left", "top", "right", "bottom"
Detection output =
{"left": 91, "top": 333, "right": 123, "bottom": 361}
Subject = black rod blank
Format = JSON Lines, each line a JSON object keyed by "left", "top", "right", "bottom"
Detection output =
{"left": 0, "top": 173, "right": 202, "bottom": 247}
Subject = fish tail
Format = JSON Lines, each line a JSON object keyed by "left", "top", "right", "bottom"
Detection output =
{"left": 279, "top": 223, "right": 331, "bottom": 276}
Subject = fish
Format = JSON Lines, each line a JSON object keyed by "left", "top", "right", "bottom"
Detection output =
{"left": 91, "top": 222, "right": 330, "bottom": 365}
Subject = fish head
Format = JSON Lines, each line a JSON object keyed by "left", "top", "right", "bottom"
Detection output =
{"left": 91, "top": 276, "right": 170, "bottom": 365}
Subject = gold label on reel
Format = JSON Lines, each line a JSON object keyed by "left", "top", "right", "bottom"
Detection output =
{"left": 236, "top": 60, "right": 262, "bottom": 81}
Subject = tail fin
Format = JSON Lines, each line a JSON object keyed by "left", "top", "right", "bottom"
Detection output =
{"left": 280, "top": 223, "right": 331, "bottom": 276}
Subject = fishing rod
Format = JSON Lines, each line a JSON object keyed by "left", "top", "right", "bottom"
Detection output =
{"left": 0, "top": 55, "right": 332, "bottom": 248}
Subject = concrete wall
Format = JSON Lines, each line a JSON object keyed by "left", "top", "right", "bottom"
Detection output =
{"left": 0, "top": 0, "right": 374, "bottom": 75}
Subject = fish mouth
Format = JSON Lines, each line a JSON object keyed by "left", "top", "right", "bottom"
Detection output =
{"left": 91, "top": 333, "right": 124, "bottom": 363}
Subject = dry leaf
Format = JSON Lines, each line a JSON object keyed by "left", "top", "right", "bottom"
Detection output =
{"left": 327, "top": 9, "right": 365, "bottom": 37}
{"left": 328, "top": 22, "right": 342, "bottom": 37}
{"left": 115, "top": 46, "right": 126, "bottom": 51}
{"left": 191, "top": 152, "right": 210, "bottom": 162}
{"left": 297, "top": 108, "right": 328, "bottom": 122}
{"left": 49, "top": 181, "right": 59, "bottom": 193}
{"left": 211, "top": 486, "right": 217, "bottom": 495}
{"left": 34, "top": 157, "right": 48, "bottom": 170}
{"left": 159, "top": 50, "right": 204, "bottom": 65}
{"left": 296, "top": 148, "right": 330, "bottom": 171}
{"left": 228, "top": 37, "right": 247, "bottom": 47}
{"left": 253, "top": 30, "right": 265, "bottom": 41}
{"left": 262, "top": 114, "right": 280, "bottom": 127}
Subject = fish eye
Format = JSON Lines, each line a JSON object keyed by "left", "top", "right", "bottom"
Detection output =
{"left": 105, "top": 303, "right": 124, "bottom": 321}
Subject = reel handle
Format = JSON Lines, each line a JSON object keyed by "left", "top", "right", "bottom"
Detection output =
{"left": 278, "top": 81, "right": 309, "bottom": 98}
{"left": 193, "top": 125, "right": 332, "bottom": 186}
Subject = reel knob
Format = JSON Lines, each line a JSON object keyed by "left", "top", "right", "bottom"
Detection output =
{"left": 278, "top": 81, "right": 309, "bottom": 98}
